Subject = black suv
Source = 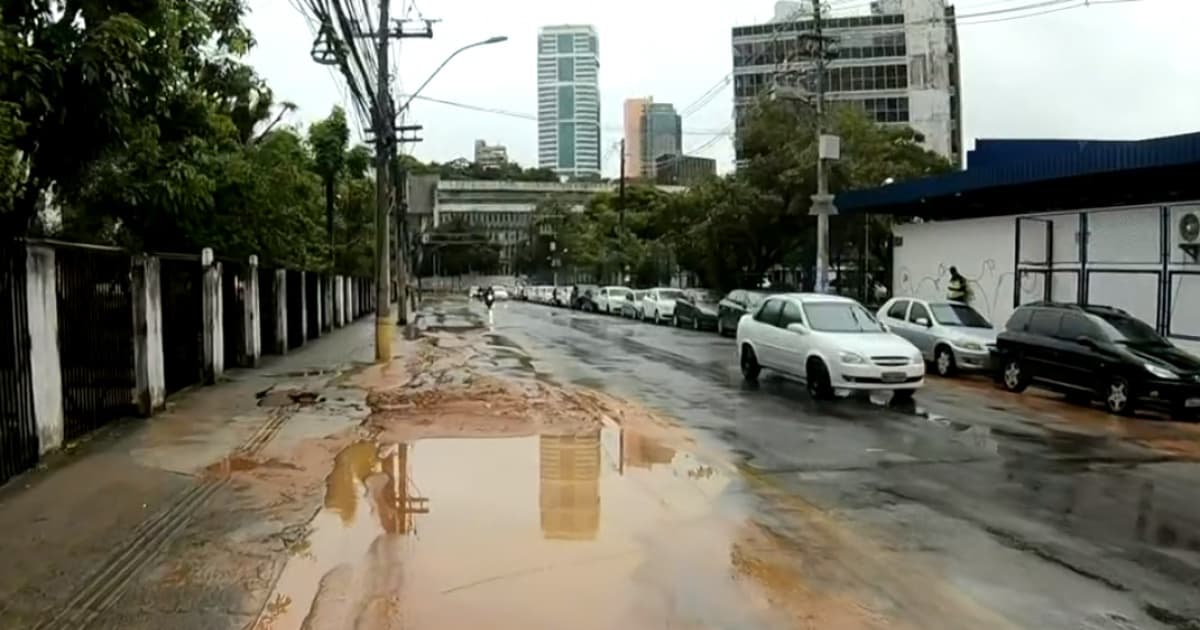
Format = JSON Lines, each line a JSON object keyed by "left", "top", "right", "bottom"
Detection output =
{"left": 995, "top": 302, "right": 1200, "bottom": 419}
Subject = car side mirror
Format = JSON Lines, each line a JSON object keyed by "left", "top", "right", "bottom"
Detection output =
{"left": 915, "top": 317, "right": 931, "bottom": 327}
{"left": 786, "top": 323, "right": 809, "bottom": 335}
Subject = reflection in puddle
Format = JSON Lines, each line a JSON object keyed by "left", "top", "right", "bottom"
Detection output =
{"left": 252, "top": 428, "right": 779, "bottom": 630}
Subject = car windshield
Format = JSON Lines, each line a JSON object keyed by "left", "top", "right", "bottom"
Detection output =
{"left": 746, "top": 292, "right": 772, "bottom": 307}
{"left": 803, "top": 302, "right": 886, "bottom": 333}
{"left": 688, "top": 290, "right": 722, "bottom": 304}
{"left": 609, "top": 288, "right": 630, "bottom": 298}
{"left": 1091, "top": 312, "right": 1168, "bottom": 345}
{"left": 930, "top": 303, "right": 991, "bottom": 328}
{"left": 658, "top": 289, "right": 684, "bottom": 300}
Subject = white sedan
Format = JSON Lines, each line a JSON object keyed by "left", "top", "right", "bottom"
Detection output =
{"left": 736, "top": 293, "right": 924, "bottom": 402}
{"left": 641, "top": 288, "right": 685, "bottom": 324}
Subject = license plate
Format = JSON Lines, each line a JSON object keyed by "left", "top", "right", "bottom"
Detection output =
{"left": 881, "top": 372, "right": 906, "bottom": 383}
{"left": 1186, "top": 398, "right": 1200, "bottom": 409}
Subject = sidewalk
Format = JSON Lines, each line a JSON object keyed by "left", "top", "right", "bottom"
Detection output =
{"left": 0, "top": 318, "right": 378, "bottom": 630}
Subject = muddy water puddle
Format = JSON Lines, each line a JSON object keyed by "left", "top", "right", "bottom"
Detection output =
{"left": 254, "top": 428, "right": 791, "bottom": 630}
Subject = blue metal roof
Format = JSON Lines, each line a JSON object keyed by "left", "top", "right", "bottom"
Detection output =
{"left": 836, "top": 130, "right": 1200, "bottom": 213}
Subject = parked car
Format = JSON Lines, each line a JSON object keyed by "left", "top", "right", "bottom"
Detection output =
{"left": 491, "top": 286, "right": 510, "bottom": 301}
{"left": 594, "top": 286, "right": 633, "bottom": 315}
{"left": 995, "top": 302, "right": 1200, "bottom": 418}
{"left": 736, "top": 293, "right": 924, "bottom": 401}
{"left": 716, "top": 289, "right": 782, "bottom": 337}
{"left": 673, "top": 290, "right": 722, "bottom": 330}
{"left": 552, "top": 286, "right": 571, "bottom": 307}
{"left": 641, "top": 288, "right": 685, "bottom": 323}
{"left": 621, "top": 290, "right": 647, "bottom": 319}
{"left": 876, "top": 298, "right": 997, "bottom": 376}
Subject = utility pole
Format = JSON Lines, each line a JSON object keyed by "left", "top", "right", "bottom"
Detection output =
{"left": 807, "top": 0, "right": 838, "bottom": 294}
{"left": 372, "top": 0, "right": 393, "bottom": 361}
{"left": 618, "top": 138, "right": 626, "bottom": 232}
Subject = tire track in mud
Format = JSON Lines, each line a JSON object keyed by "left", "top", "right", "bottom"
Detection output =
{"left": 35, "top": 407, "right": 294, "bottom": 630}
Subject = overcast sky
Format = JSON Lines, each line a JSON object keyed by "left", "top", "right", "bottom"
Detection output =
{"left": 246, "top": 0, "right": 1199, "bottom": 176}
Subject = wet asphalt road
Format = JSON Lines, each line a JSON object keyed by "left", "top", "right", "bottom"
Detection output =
{"left": 450, "top": 299, "right": 1200, "bottom": 630}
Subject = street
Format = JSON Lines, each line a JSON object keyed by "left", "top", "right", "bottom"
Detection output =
{"left": 1, "top": 297, "right": 1199, "bottom": 630}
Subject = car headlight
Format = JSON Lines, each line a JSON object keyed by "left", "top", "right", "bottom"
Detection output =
{"left": 955, "top": 340, "right": 984, "bottom": 352}
{"left": 912, "top": 353, "right": 924, "bottom": 365}
{"left": 1145, "top": 363, "right": 1178, "bottom": 380}
{"left": 840, "top": 352, "right": 866, "bottom": 364}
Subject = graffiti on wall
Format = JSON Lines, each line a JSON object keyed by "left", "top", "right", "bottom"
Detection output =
{"left": 897, "top": 259, "right": 1032, "bottom": 321}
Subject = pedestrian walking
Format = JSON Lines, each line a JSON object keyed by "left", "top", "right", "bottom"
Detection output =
{"left": 946, "top": 266, "right": 971, "bottom": 303}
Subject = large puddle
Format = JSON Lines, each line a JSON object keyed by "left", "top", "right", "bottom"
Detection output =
{"left": 255, "top": 428, "right": 785, "bottom": 630}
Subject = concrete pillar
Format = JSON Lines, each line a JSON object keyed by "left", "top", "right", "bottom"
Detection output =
{"left": 131, "top": 254, "right": 165, "bottom": 416}
{"left": 274, "top": 269, "right": 288, "bottom": 354}
{"left": 201, "top": 248, "right": 224, "bottom": 384}
{"left": 322, "top": 275, "right": 334, "bottom": 331}
{"left": 298, "top": 271, "right": 308, "bottom": 344}
{"left": 242, "top": 255, "right": 261, "bottom": 366}
{"left": 348, "top": 278, "right": 356, "bottom": 319}
{"left": 24, "top": 245, "right": 63, "bottom": 454}
{"left": 334, "top": 275, "right": 346, "bottom": 327}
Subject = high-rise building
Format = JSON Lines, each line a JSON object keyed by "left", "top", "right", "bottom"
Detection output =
{"left": 654, "top": 154, "right": 716, "bottom": 187}
{"left": 473, "top": 140, "right": 508, "bottom": 170}
{"left": 537, "top": 25, "right": 601, "bottom": 179}
{"left": 642, "top": 102, "right": 682, "bottom": 178}
{"left": 622, "top": 98, "right": 650, "bottom": 179}
{"left": 731, "top": 0, "right": 962, "bottom": 165}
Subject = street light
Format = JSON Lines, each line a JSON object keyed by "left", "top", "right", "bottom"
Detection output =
{"left": 398, "top": 36, "right": 508, "bottom": 114}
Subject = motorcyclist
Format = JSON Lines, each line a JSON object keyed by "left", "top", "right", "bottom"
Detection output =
{"left": 483, "top": 286, "right": 496, "bottom": 325}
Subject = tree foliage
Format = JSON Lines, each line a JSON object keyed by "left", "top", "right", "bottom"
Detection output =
{"left": 525, "top": 99, "right": 953, "bottom": 292}
{"left": 421, "top": 215, "right": 500, "bottom": 277}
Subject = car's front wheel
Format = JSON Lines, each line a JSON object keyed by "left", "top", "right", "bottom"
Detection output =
{"left": 934, "top": 345, "right": 956, "bottom": 377}
{"left": 673, "top": 315, "right": 680, "bottom": 327}
{"left": 1002, "top": 358, "right": 1030, "bottom": 393}
{"left": 716, "top": 318, "right": 724, "bottom": 336}
{"left": 692, "top": 317, "right": 699, "bottom": 331}
{"left": 740, "top": 345, "right": 761, "bottom": 382}
{"left": 806, "top": 359, "right": 834, "bottom": 400}
{"left": 1104, "top": 376, "right": 1135, "bottom": 415}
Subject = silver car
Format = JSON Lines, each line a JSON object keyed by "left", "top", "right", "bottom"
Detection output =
{"left": 876, "top": 298, "right": 998, "bottom": 376}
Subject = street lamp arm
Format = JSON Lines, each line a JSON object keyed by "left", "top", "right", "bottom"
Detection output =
{"left": 398, "top": 36, "right": 507, "bottom": 114}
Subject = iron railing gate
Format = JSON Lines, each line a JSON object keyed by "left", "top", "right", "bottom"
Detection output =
{"left": 0, "top": 242, "right": 38, "bottom": 485}
{"left": 221, "top": 260, "right": 246, "bottom": 368}
{"left": 305, "top": 273, "right": 319, "bottom": 340}
{"left": 286, "top": 270, "right": 303, "bottom": 349}
{"left": 55, "top": 246, "right": 136, "bottom": 439}
{"left": 159, "top": 256, "right": 204, "bottom": 395}
{"left": 259, "top": 267, "right": 278, "bottom": 354}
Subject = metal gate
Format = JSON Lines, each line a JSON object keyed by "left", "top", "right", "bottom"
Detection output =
{"left": 159, "top": 256, "right": 203, "bottom": 394}
{"left": 306, "top": 273, "right": 319, "bottom": 340}
{"left": 0, "top": 242, "right": 38, "bottom": 485}
{"left": 259, "top": 267, "right": 278, "bottom": 354}
{"left": 55, "top": 246, "right": 136, "bottom": 440}
{"left": 221, "top": 260, "right": 245, "bottom": 368}
{"left": 286, "top": 270, "right": 303, "bottom": 349}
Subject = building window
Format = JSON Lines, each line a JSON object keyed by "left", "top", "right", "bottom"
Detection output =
{"left": 588, "top": 35, "right": 598, "bottom": 54}
{"left": 557, "top": 85, "right": 575, "bottom": 118}
{"left": 558, "top": 57, "right": 574, "bottom": 81}
{"left": 557, "top": 33, "right": 574, "bottom": 53}
{"left": 558, "top": 122, "right": 575, "bottom": 168}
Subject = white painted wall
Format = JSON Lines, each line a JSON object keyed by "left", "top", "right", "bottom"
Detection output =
{"left": 892, "top": 201, "right": 1200, "bottom": 355}
{"left": 132, "top": 255, "right": 165, "bottom": 415}
{"left": 893, "top": 215, "right": 1017, "bottom": 325}
{"left": 24, "top": 246, "right": 63, "bottom": 454}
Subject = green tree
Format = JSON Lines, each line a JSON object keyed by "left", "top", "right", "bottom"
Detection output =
{"left": 308, "top": 106, "right": 350, "bottom": 263}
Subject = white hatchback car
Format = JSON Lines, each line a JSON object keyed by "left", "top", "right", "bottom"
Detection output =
{"left": 641, "top": 288, "right": 685, "bottom": 323}
{"left": 736, "top": 293, "right": 925, "bottom": 401}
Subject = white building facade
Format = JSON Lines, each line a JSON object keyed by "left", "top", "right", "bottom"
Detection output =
{"left": 537, "top": 25, "right": 601, "bottom": 179}
{"left": 732, "top": 0, "right": 962, "bottom": 165}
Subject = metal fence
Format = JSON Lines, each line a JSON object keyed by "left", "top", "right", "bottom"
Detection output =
{"left": 159, "top": 256, "right": 204, "bottom": 395}
{"left": 259, "top": 267, "right": 278, "bottom": 354}
{"left": 55, "top": 246, "right": 136, "bottom": 440}
{"left": 0, "top": 242, "right": 38, "bottom": 486}
{"left": 221, "top": 260, "right": 246, "bottom": 368}
{"left": 305, "top": 273, "right": 319, "bottom": 340}
{"left": 286, "top": 270, "right": 304, "bottom": 350}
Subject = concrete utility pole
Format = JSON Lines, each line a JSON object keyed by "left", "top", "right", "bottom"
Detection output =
{"left": 372, "top": 0, "right": 393, "bottom": 361}
{"left": 618, "top": 138, "right": 626, "bottom": 231}
{"left": 809, "top": 0, "right": 838, "bottom": 294}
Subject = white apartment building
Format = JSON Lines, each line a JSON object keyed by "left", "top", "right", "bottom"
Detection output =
{"left": 732, "top": 0, "right": 962, "bottom": 165}
{"left": 537, "top": 25, "right": 601, "bottom": 178}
